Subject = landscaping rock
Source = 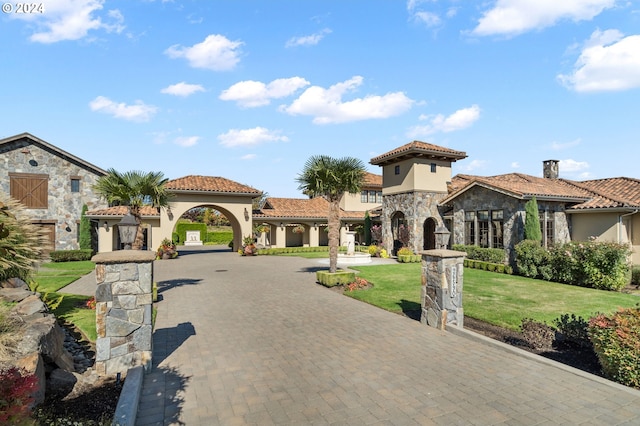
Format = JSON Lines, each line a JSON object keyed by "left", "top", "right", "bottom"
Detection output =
{"left": 0, "top": 277, "right": 29, "bottom": 289}
{"left": 13, "top": 294, "right": 48, "bottom": 317}
{"left": 0, "top": 287, "right": 34, "bottom": 302}
{"left": 15, "top": 352, "right": 46, "bottom": 406}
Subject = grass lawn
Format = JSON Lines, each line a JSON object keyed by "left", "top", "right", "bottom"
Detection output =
{"left": 32, "top": 261, "right": 96, "bottom": 341}
{"left": 350, "top": 264, "right": 640, "bottom": 331}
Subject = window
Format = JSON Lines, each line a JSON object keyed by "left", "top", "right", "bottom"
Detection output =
{"left": 9, "top": 173, "right": 48, "bottom": 208}
{"left": 394, "top": 165, "right": 400, "bottom": 175}
{"left": 430, "top": 163, "right": 436, "bottom": 173}
{"left": 478, "top": 210, "right": 490, "bottom": 248}
{"left": 464, "top": 211, "right": 475, "bottom": 245}
{"left": 376, "top": 191, "right": 383, "bottom": 203}
{"left": 539, "top": 211, "right": 554, "bottom": 248}
{"left": 71, "top": 178, "right": 80, "bottom": 193}
{"left": 491, "top": 210, "right": 504, "bottom": 248}
{"left": 368, "top": 190, "right": 376, "bottom": 203}
{"left": 361, "top": 191, "right": 368, "bottom": 203}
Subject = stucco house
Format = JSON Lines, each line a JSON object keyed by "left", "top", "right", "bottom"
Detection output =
{"left": 0, "top": 133, "right": 107, "bottom": 251}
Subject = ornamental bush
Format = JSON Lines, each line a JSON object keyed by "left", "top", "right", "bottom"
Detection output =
{"left": 514, "top": 240, "right": 549, "bottom": 278}
{"left": 452, "top": 244, "right": 505, "bottom": 263}
{"left": 49, "top": 249, "right": 94, "bottom": 262}
{"left": 588, "top": 308, "right": 640, "bottom": 388}
{"left": 0, "top": 367, "right": 38, "bottom": 424}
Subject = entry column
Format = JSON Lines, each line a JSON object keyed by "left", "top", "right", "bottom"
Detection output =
{"left": 420, "top": 249, "right": 466, "bottom": 329}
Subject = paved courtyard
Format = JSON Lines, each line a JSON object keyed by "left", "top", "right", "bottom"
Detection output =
{"left": 134, "top": 246, "right": 640, "bottom": 425}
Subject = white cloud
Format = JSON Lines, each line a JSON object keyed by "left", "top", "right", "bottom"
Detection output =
{"left": 161, "top": 82, "right": 205, "bottom": 97}
{"left": 550, "top": 138, "right": 581, "bottom": 150}
{"left": 471, "top": 0, "right": 616, "bottom": 37}
{"left": 89, "top": 96, "right": 157, "bottom": 122}
{"left": 559, "top": 159, "right": 590, "bottom": 172}
{"left": 511, "top": 162, "right": 520, "bottom": 169}
{"left": 280, "top": 76, "right": 414, "bottom": 124}
{"left": 165, "top": 34, "right": 243, "bottom": 71}
{"left": 285, "top": 28, "right": 332, "bottom": 48}
{"left": 407, "top": 104, "right": 481, "bottom": 138}
{"left": 557, "top": 30, "right": 640, "bottom": 92}
{"left": 12, "top": 0, "right": 125, "bottom": 43}
{"left": 218, "top": 127, "right": 289, "bottom": 148}
{"left": 174, "top": 136, "right": 200, "bottom": 147}
{"left": 220, "top": 77, "right": 310, "bottom": 108}
{"left": 413, "top": 11, "right": 441, "bottom": 27}
{"left": 461, "top": 159, "right": 487, "bottom": 172}
{"left": 241, "top": 154, "right": 257, "bottom": 160}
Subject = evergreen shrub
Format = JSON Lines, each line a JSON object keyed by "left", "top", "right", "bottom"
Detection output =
{"left": 49, "top": 249, "right": 93, "bottom": 262}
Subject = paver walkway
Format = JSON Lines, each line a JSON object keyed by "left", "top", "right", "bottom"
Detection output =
{"left": 136, "top": 246, "right": 640, "bottom": 425}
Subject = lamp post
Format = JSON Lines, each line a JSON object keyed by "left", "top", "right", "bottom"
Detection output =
{"left": 117, "top": 213, "right": 138, "bottom": 250}
{"left": 434, "top": 225, "right": 451, "bottom": 250}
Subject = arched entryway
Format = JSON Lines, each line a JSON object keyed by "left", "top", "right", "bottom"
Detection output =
{"left": 391, "top": 211, "right": 407, "bottom": 255}
{"left": 423, "top": 217, "right": 437, "bottom": 250}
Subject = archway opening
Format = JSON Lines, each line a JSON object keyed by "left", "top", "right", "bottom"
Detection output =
{"left": 423, "top": 217, "right": 437, "bottom": 250}
{"left": 391, "top": 211, "right": 408, "bottom": 255}
{"left": 172, "top": 205, "right": 239, "bottom": 251}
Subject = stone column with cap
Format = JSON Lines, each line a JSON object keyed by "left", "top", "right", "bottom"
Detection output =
{"left": 420, "top": 249, "right": 466, "bottom": 330}
{"left": 92, "top": 251, "right": 155, "bottom": 376}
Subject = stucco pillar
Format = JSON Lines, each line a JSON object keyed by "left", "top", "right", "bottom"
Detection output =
{"left": 92, "top": 251, "right": 155, "bottom": 376}
{"left": 309, "top": 225, "right": 320, "bottom": 247}
{"left": 420, "top": 249, "right": 466, "bottom": 330}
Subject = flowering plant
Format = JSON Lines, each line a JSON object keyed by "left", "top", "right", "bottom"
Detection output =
{"left": 85, "top": 297, "right": 96, "bottom": 310}
{"left": 156, "top": 238, "right": 178, "bottom": 259}
{"left": 292, "top": 224, "right": 305, "bottom": 234}
{"left": 346, "top": 277, "right": 370, "bottom": 292}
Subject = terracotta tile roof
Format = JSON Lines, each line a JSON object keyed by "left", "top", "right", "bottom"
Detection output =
{"left": 370, "top": 141, "right": 467, "bottom": 166}
{"left": 86, "top": 205, "right": 160, "bottom": 217}
{"left": 363, "top": 172, "right": 382, "bottom": 188}
{"left": 443, "top": 173, "right": 592, "bottom": 205}
{"left": 446, "top": 173, "right": 640, "bottom": 211}
{"left": 166, "top": 175, "right": 261, "bottom": 194}
{"left": 566, "top": 177, "right": 640, "bottom": 209}
{"left": 254, "top": 197, "right": 365, "bottom": 220}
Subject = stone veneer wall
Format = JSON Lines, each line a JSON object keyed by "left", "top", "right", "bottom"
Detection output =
{"left": 420, "top": 249, "right": 465, "bottom": 329}
{"left": 381, "top": 190, "right": 448, "bottom": 254}
{"left": 450, "top": 186, "right": 571, "bottom": 264}
{"left": 93, "top": 251, "right": 155, "bottom": 376}
{"left": 0, "top": 138, "right": 106, "bottom": 250}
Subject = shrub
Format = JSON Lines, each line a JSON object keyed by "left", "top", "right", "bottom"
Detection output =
{"left": 175, "top": 223, "right": 207, "bottom": 245}
{"left": 0, "top": 367, "right": 38, "bottom": 424}
{"left": 553, "top": 314, "right": 591, "bottom": 349}
{"left": 588, "top": 308, "right": 640, "bottom": 388}
{"left": 172, "top": 232, "right": 180, "bottom": 243}
{"left": 514, "top": 240, "right": 549, "bottom": 278}
{"left": 49, "top": 249, "right": 94, "bottom": 262}
{"left": 524, "top": 197, "right": 542, "bottom": 241}
{"left": 205, "top": 231, "right": 233, "bottom": 245}
{"left": 452, "top": 244, "right": 505, "bottom": 263}
{"left": 346, "top": 277, "right": 370, "bottom": 292}
{"left": 632, "top": 267, "right": 640, "bottom": 286}
{"left": 78, "top": 204, "right": 91, "bottom": 250}
{"left": 397, "top": 247, "right": 414, "bottom": 256}
{"left": 521, "top": 318, "right": 555, "bottom": 350}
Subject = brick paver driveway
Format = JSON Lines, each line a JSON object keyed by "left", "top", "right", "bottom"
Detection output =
{"left": 136, "top": 246, "right": 640, "bottom": 425}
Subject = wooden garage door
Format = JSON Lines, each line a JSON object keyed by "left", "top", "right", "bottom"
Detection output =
{"left": 9, "top": 173, "right": 48, "bottom": 208}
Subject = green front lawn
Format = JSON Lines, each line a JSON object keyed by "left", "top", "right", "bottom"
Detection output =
{"left": 32, "top": 261, "right": 96, "bottom": 341}
{"left": 350, "top": 264, "right": 639, "bottom": 331}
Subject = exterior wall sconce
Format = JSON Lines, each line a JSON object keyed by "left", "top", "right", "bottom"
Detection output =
{"left": 166, "top": 206, "right": 173, "bottom": 221}
{"left": 280, "top": 222, "right": 284, "bottom": 228}
{"left": 314, "top": 222, "right": 318, "bottom": 229}
{"left": 103, "top": 221, "right": 109, "bottom": 230}
{"left": 244, "top": 208, "right": 249, "bottom": 221}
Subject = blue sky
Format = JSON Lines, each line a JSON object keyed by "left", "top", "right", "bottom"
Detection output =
{"left": 2, "top": 0, "right": 639, "bottom": 198}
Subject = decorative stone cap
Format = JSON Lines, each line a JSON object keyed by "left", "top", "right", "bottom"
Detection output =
{"left": 420, "top": 249, "right": 467, "bottom": 258}
{"left": 92, "top": 251, "right": 156, "bottom": 264}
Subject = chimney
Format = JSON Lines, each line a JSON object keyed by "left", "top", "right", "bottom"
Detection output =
{"left": 543, "top": 160, "right": 559, "bottom": 179}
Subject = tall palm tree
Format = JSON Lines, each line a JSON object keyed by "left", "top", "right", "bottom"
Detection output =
{"left": 296, "top": 156, "right": 366, "bottom": 273}
{"left": 93, "top": 169, "right": 171, "bottom": 250}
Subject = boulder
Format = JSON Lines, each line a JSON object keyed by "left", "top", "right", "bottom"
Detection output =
{"left": 13, "top": 294, "right": 48, "bottom": 317}
{"left": 17, "top": 315, "right": 65, "bottom": 366}
{"left": 15, "top": 352, "right": 46, "bottom": 406}
{"left": 0, "top": 277, "right": 29, "bottom": 289}
{"left": 0, "top": 287, "right": 34, "bottom": 303}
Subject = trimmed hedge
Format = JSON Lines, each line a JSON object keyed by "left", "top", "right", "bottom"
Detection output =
{"left": 174, "top": 223, "right": 207, "bottom": 244}
{"left": 316, "top": 270, "right": 355, "bottom": 287}
{"left": 49, "top": 249, "right": 94, "bottom": 262}
{"left": 452, "top": 244, "right": 505, "bottom": 263}
{"left": 205, "top": 231, "right": 233, "bottom": 245}
{"left": 463, "top": 258, "right": 513, "bottom": 274}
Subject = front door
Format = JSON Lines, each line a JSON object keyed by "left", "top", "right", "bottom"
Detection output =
{"left": 423, "top": 218, "right": 436, "bottom": 250}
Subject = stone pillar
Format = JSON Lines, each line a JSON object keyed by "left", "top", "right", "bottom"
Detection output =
{"left": 92, "top": 251, "right": 156, "bottom": 376}
{"left": 420, "top": 249, "right": 466, "bottom": 330}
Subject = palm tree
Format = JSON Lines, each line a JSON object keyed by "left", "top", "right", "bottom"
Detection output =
{"left": 93, "top": 169, "right": 171, "bottom": 250}
{"left": 296, "top": 156, "right": 366, "bottom": 273}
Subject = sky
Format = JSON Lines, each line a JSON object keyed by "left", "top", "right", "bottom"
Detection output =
{"left": 2, "top": 0, "right": 639, "bottom": 198}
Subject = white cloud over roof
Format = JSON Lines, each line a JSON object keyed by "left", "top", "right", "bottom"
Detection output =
{"left": 165, "top": 34, "right": 243, "bottom": 71}
{"left": 407, "top": 105, "right": 481, "bottom": 138}
{"left": 471, "top": 0, "right": 616, "bottom": 37}
{"left": 557, "top": 30, "right": 640, "bottom": 92}
{"left": 285, "top": 29, "right": 332, "bottom": 48}
{"left": 218, "top": 127, "right": 289, "bottom": 147}
{"left": 280, "top": 76, "right": 413, "bottom": 124}
{"left": 220, "top": 77, "right": 310, "bottom": 107}
{"left": 89, "top": 96, "right": 157, "bottom": 122}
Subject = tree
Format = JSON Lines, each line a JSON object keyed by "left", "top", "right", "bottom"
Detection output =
{"left": 0, "top": 193, "right": 49, "bottom": 281}
{"left": 524, "top": 196, "right": 542, "bottom": 242}
{"left": 364, "top": 210, "right": 372, "bottom": 246}
{"left": 78, "top": 204, "right": 92, "bottom": 250}
{"left": 93, "top": 169, "right": 171, "bottom": 250}
{"left": 296, "top": 155, "right": 366, "bottom": 273}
